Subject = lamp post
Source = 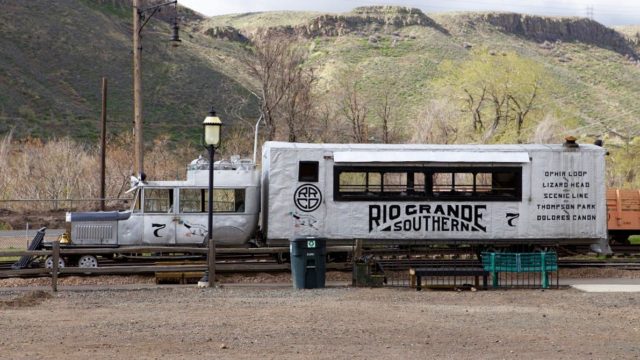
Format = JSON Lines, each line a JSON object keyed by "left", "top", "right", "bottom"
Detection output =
{"left": 132, "top": 0, "right": 181, "bottom": 178}
{"left": 199, "top": 108, "right": 223, "bottom": 288}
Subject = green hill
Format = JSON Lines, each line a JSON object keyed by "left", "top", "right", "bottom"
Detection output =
{"left": 0, "top": 0, "right": 257, "bottom": 145}
{"left": 3, "top": 2, "right": 640, "bottom": 167}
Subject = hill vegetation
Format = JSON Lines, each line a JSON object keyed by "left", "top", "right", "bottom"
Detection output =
{"left": 2, "top": 1, "right": 640, "bottom": 205}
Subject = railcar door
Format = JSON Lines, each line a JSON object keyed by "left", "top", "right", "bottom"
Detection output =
{"left": 175, "top": 188, "right": 209, "bottom": 245}
{"left": 176, "top": 187, "right": 249, "bottom": 245}
{"left": 291, "top": 160, "right": 326, "bottom": 238}
{"left": 141, "top": 188, "right": 177, "bottom": 245}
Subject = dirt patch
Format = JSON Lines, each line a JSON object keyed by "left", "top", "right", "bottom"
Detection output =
{"left": 0, "top": 275, "right": 156, "bottom": 288}
{"left": 560, "top": 268, "right": 640, "bottom": 278}
{"left": 0, "top": 272, "right": 353, "bottom": 288}
{"left": 218, "top": 270, "right": 352, "bottom": 284}
{"left": 0, "top": 290, "right": 52, "bottom": 309}
{"left": 0, "top": 268, "right": 636, "bottom": 289}
{"left": 1, "top": 283, "right": 640, "bottom": 359}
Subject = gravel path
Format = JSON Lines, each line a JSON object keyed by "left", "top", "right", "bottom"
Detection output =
{"left": 1, "top": 279, "right": 639, "bottom": 359}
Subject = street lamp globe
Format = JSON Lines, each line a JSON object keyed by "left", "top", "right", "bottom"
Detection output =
{"left": 203, "top": 109, "right": 222, "bottom": 148}
{"left": 170, "top": 18, "right": 182, "bottom": 47}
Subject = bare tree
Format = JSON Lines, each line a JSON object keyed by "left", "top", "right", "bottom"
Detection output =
{"left": 241, "top": 31, "right": 313, "bottom": 141}
{"left": 463, "top": 87, "right": 487, "bottom": 132}
{"left": 373, "top": 78, "right": 399, "bottom": 143}
{"left": 337, "top": 69, "right": 369, "bottom": 143}
{"left": 282, "top": 66, "right": 316, "bottom": 142}
{"left": 411, "top": 99, "right": 459, "bottom": 144}
{"left": 509, "top": 78, "right": 540, "bottom": 141}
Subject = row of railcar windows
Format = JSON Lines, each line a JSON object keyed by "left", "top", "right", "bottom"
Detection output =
{"left": 141, "top": 188, "right": 246, "bottom": 213}
{"left": 334, "top": 166, "right": 522, "bottom": 201}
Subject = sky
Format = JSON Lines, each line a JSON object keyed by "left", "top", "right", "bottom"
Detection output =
{"left": 179, "top": 0, "right": 640, "bottom": 26}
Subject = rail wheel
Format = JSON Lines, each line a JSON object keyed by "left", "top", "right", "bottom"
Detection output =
{"left": 44, "top": 256, "right": 66, "bottom": 269}
{"left": 77, "top": 255, "right": 99, "bottom": 268}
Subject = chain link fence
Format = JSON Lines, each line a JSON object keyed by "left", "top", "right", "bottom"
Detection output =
{"left": 0, "top": 198, "right": 131, "bottom": 250}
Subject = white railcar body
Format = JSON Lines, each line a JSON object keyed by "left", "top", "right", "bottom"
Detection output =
{"left": 261, "top": 142, "right": 609, "bottom": 252}
{"left": 68, "top": 159, "right": 260, "bottom": 247}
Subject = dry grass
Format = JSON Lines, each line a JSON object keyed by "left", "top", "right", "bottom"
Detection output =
{"left": 0, "top": 132, "right": 196, "bottom": 212}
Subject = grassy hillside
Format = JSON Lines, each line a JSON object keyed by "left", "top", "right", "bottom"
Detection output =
{"left": 0, "top": 0, "right": 257, "bottom": 145}
{"left": 193, "top": 8, "right": 640, "bottom": 146}
{"left": 3, "top": 3, "right": 640, "bottom": 170}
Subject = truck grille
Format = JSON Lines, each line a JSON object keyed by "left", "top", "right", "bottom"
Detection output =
{"left": 74, "top": 225, "right": 114, "bottom": 242}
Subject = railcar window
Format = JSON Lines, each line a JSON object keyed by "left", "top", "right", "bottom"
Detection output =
{"left": 383, "top": 173, "right": 407, "bottom": 193}
{"left": 179, "top": 189, "right": 204, "bottom": 213}
{"left": 432, "top": 173, "right": 453, "bottom": 193}
{"left": 299, "top": 161, "right": 319, "bottom": 182}
{"left": 412, "top": 172, "right": 426, "bottom": 193}
{"left": 492, "top": 172, "right": 518, "bottom": 197}
{"left": 180, "top": 188, "right": 246, "bottom": 213}
{"left": 144, "top": 189, "right": 173, "bottom": 213}
{"left": 476, "top": 173, "right": 492, "bottom": 193}
{"left": 339, "top": 172, "right": 382, "bottom": 193}
{"left": 132, "top": 189, "right": 141, "bottom": 212}
{"left": 334, "top": 166, "right": 521, "bottom": 201}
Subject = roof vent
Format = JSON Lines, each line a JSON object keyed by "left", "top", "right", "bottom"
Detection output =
{"left": 563, "top": 136, "right": 578, "bottom": 148}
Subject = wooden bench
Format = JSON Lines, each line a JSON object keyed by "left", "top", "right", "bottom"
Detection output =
{"left": 410, "top": 267, "right": 489, "bottom": 291}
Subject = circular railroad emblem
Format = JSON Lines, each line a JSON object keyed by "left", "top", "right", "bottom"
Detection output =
{"left": 294, "top": 184, "right": 322, "bottom": 212}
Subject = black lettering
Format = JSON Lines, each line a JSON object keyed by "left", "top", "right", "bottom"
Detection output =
{"left": 369, "top": 205, "right": 381, "bottom": 232}
{"left": 441, "top": 217, "right": 449, "bottom": 231}
{"left": 432, "top": 216, "right": 441, "bottom": 230}
{"left": 447, "top": 205, "right": 458, "bottom": 219}
{"left": 403, "top": 219, "right": 411, "bottom": 231}
{"left": 422, "top": 216, "right": 430, "bottom": 231}
{"left": 389, "top": 205, "right": 401, "bottom": 220}
{"left": 460, "top": 205, "right": 472, "bottom": 222}
{"left": 451, "top": 218, "right": 459, "bottom": 232}
{"left": 406, "top": 205, "right": 417, "bottom": 216}
{"left": 412, "top": 217, "right": 421, "bottom": 231}
{"left": 474, "top": 205, "right": 486, "bottom": 231}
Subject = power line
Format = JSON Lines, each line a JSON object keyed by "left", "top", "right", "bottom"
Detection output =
{"left": 586, "top": 5, "right": 594, "bottom": 20}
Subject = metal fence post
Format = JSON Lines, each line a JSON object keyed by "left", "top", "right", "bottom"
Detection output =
{"left": 51, "top": 241, "right": 59, "bottom": 292}
{"left": 490, "top": 253, "right": 498, "bottom": 288}
{"left": 541, "top": 252, "right": 548, "bottom": 289}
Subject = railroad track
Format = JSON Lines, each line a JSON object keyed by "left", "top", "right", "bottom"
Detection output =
{"left": 558, "top": 259, "right": 640, "bottom": 270}
{"left": 0, "top": 257, "right": 351, "bottom": 276}
{"left": 3, "top": 246, "right": 640, "bottom": 278}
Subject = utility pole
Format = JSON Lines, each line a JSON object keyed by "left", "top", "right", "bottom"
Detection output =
{"left": 100, "top": 77, "right": 108, "bottom": 211}
{"left": 132, "top": 0, "right": 180, "bottom": 178}
{"left": 133, "top": 0, "right": 144, "bottom": 178}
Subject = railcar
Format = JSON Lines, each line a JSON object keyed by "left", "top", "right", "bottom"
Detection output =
{"left": 606, "top": 188, "right": 640, "bottom": 244}
{"left": 261, "top": 140, "right": 610, "bottom": 253}
{"left": 58, "top": 139, "right": 610, "bottom": 267}
{"left": 64, "top": 157, "right": 259, "bottom": 257}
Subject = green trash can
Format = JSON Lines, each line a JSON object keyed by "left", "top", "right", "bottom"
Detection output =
{"left": 290, "top": 237, "right": 326, "bottom": 289}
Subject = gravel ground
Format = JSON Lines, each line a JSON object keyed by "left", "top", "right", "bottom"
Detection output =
{"left": 1, "top": 271, "right": 640, "bottom": 359}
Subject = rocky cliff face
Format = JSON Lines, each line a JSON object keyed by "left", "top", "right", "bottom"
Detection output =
{"left": 482, "top": 13, "right": 637, "bottom": 57}
{"left": 200, "top": 7, "right": 637, "bottom": 58}
{"left": 204, "top": 26, "right": 249, "bottom": 43}
{"left": 203, "top": 6, "right": 448, "bottom": 40}
{"left": 293, "top": 6, "right": 447, "bottom": 37}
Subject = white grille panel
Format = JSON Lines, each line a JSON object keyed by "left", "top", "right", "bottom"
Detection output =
{"left": 74, "top": 225, "right": 114, "bottom": 243}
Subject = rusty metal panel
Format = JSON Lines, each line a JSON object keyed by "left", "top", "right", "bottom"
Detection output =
{"left": 607, "top": 189, "right": 640, "bottom": 230}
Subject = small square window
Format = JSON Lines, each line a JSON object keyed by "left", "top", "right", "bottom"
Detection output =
{"left": 299, "top": 161, "right": 319, "bottom": 182}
